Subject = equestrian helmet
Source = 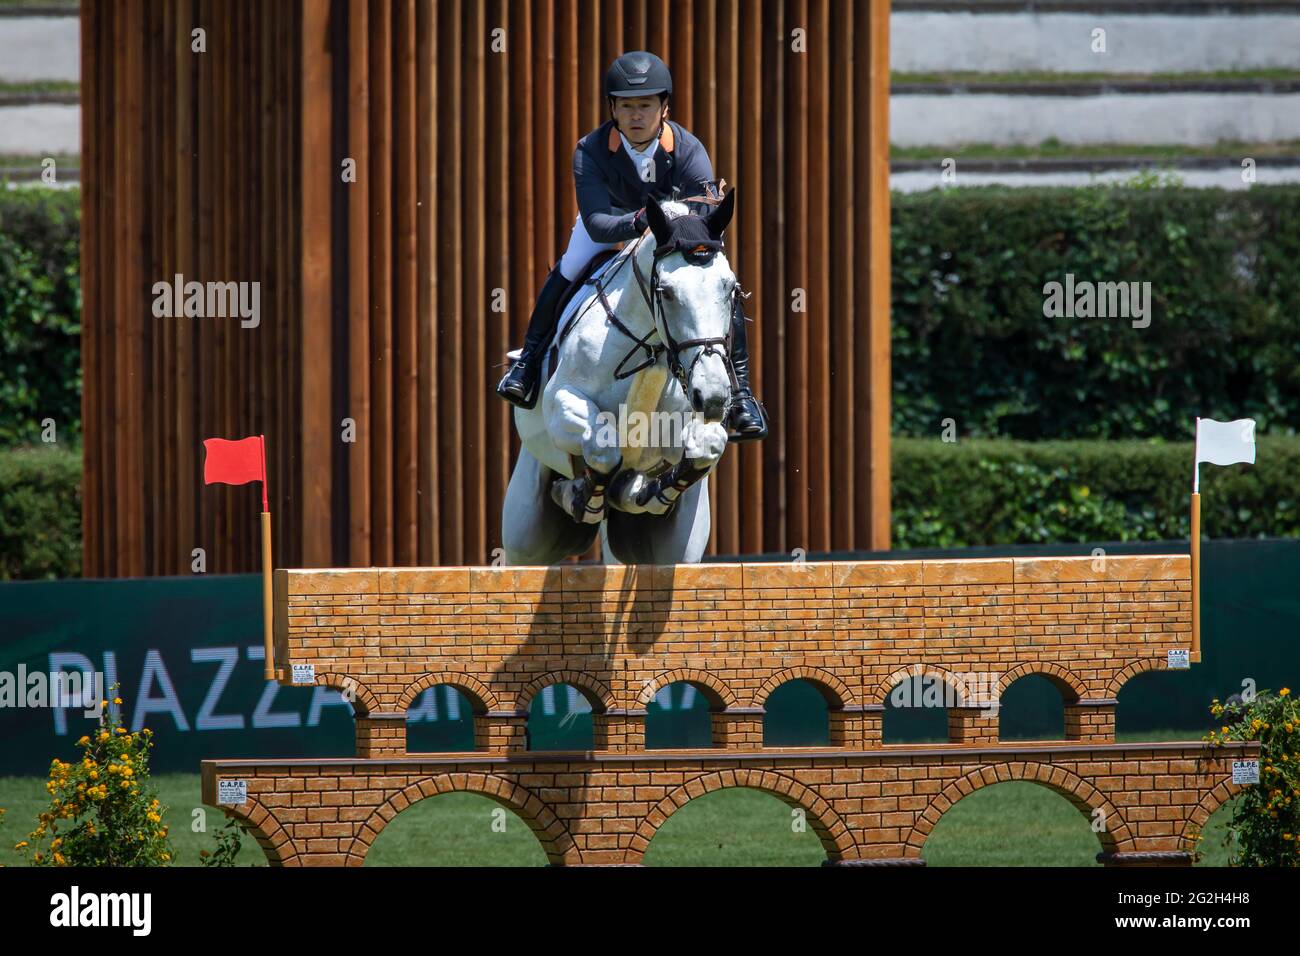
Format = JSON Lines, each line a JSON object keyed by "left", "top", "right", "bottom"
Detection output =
{"left": 605, "top": 51, "right": 672, "bottom": 99}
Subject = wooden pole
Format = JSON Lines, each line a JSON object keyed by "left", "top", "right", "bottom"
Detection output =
{"left": 1191, "top": 491, "right": 1201, "bottom": 663}
{"left": 260, "top": 435, "right": 275, "bottom": 680}
{"left": 262, "top": 510, "right": 275, "bottom": 680}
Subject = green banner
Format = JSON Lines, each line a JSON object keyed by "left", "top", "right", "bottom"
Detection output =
{"left": 1, "top": 539, "right": 1296, "bottom": 774}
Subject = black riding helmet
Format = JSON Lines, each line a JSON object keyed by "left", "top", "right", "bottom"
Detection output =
{"left": 605, "top": 51, "right": 673, "bottom": 100}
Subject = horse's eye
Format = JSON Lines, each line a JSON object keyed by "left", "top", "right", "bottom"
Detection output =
{"left": 659, "top": 287, "right": 675, "bottom": 301}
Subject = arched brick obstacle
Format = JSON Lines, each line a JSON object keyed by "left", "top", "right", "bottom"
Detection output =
{"left": 203, "top": 556, "right": 1257, "bottom": 866}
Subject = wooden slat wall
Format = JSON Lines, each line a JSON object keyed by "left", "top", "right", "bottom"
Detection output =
{"left": 81, "top": 0, "right": 891, "bottom": 576}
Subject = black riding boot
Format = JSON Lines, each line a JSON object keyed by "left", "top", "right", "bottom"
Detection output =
{"left": 497, "top": 265, "right": 571, "bottom": 408}
{"left": 724, "top": 304, "right": 769, "bottom": 441}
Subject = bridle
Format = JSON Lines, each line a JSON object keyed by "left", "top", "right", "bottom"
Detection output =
{"left": 632, "top": 240, "right": 733, "bottom": 395}
{"left": 557, "top": 188, "right": 744, "bottom": 396}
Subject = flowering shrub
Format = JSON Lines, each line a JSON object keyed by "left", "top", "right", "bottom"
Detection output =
{"left": 16, "top": 691, "right": 174, "bottom": 866}
{"left": 1201, "top": 688, "right": 1300, "bottom": 867}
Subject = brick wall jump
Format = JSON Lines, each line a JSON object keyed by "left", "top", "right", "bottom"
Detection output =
{"left": 202, "top": 740, "right": 1255, "bottom": 867}
{"left": 273, "top": 555, "right": 1192, "bottom": 749}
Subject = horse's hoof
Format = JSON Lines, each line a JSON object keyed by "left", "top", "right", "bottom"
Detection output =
{"left": 607, "top": 469, "right": 655, "bottom": 515}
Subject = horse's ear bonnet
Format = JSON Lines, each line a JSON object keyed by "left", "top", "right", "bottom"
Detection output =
{"left": 647, "top": 189, "right": 735, "bottom": 265}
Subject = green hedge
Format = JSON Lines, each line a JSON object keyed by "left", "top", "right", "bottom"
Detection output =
{"left": 3, "top": 438, "right": 1291, "bottom": 579}
{"left": 4, "top": 184, "right": 1299, "bottom": 447}
{"left": 893, "top": 436, "right": 1300, "bottom": 549}
{"left": 0, "top": 187, "right": 81, "bottom": 447}
{"left": 0, "top": 445, "right": 81, "bottom": 580}
{"left": 892, "top": 184, "right": 1300, "bottom": 440}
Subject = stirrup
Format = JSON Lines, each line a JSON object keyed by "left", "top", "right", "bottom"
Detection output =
{"left": 497, "top": 354, "right": 541, "bottom": 409}
{"left": 726, "top": 392, "right": 768, "bottom": 442}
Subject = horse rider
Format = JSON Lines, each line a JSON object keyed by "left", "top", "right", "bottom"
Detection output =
{"left": 495, "top": 50, "right": 768, "bottom": 442}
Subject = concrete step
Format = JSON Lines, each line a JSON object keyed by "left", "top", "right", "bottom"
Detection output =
{"left": 892, "top": 81, "right": 1300, "bottom": 146}
{"left": 893, "top": 1, "right": 1300, "bottom": 73}
{"left": 0, "top": 103, "right": 79, "bottom": 155}
{"left": 3, "top": 87, "right": 1297, "bottom": 154}
{"left": 0, "top": 11, "right": 80, "bottom": 84}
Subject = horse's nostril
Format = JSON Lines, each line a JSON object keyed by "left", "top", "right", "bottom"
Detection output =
{"left": 691, "top": 388, "right": 704, "bottom": 412}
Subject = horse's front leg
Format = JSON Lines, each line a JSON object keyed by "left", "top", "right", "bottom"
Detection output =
{"left": 615, "top": 419, "right": 728, "bottom": 516}
{"left": 545, "top": 384, "right": 621, "bottom": 524}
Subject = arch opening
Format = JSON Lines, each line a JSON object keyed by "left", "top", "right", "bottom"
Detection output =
{"left": 639, "top": 785, "right": 842, "bottom": 868}
{"left": 405, "top": 684, "right": 479, "bottom": 752}
{"left": 763, "top": 679, "right": 831, "bottom": 747}
{"left": 646, "top": 680, "right": 715, "bottom": 749}
{"left": 882, "top": 674, "right": 953, "bottom": 744}
{"left": 362, "top": 791, "right": 551, "bottom": 867}
{"left": 526, "top": 682, "right": 595, "bottom": 751}
{"left": 998, "top": 674, "right": 1067, "bottom": 742}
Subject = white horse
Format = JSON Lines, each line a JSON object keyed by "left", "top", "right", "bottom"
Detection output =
{"left": 503, "top": 192, "right": 741, "bottom": 565}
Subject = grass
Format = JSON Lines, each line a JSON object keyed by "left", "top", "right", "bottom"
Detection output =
{"left": 0, "top": 730, "right": 1244, "bottom": 867}
{"left": 0, "top": 152, "right": 78, "bottom": 168}
{"left": 0, "top": 81, "right": 79, "bottom": 97}
{"left": 892, "top": 69, "right": 1300, "bottom": 86}
{"left": 891, "top": 140, "right": 1300, "bottom": 162}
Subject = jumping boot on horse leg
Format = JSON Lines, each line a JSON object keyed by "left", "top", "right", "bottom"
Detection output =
{"left": 552, "top": 455, "right": 622, "bottom": 524}
{"left": 724, "top": 304, "right": 769, "bottom": 442}
{"left": 497, "top": 265, "right": 571, "bottom": 408}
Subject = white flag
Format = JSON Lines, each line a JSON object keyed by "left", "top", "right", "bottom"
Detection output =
{"left": 1194, "top": 417, "right": 1255, "bottom": 491}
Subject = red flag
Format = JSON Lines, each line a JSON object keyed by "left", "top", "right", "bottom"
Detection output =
{"left": 203, "top": 436, "right": 268, "bottom": 510}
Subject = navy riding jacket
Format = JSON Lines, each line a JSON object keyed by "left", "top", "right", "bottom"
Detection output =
{"left": 573, "top": 118, "right": 716, "bottom": 244}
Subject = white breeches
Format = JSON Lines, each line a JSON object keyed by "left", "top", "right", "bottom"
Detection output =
{"left": 559, "top": 213, "right": 619, "bottom": 281}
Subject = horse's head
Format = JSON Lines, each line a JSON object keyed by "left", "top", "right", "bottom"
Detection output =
{"left": 644, "top": 191, "right": 738, "bottom": 423}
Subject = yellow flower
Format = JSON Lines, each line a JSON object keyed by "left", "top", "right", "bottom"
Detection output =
{"left": 14, "top": 842, "right": 27, "bottom": 850}
{"left": 1281, "top": 688, "right": 1291, "bottom": 697}
{"left": 113, "top": 697, "right": 122, "bottom": 705}
{"left": 114, "top": 727, "right": 127, "bottom": 735}
{"left": 76, "top": 736, "right": 89, "bottom": 746}
{"left": 53, "top": 852, "right": 65, "bottom": 865}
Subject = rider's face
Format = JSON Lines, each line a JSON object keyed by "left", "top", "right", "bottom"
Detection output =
{"left": 611, "top": 96, "right": 667, "bottom": 145}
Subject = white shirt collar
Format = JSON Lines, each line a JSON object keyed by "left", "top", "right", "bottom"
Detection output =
{"left": 619, "top": 130, "right": 658, "bottom": 160}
